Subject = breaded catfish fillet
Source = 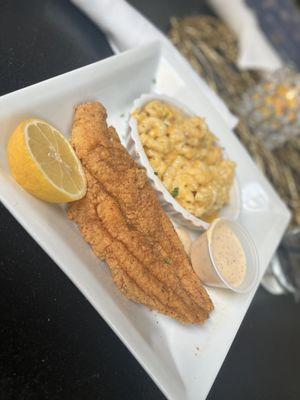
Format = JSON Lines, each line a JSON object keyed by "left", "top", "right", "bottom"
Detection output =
{"left": 68, "top": 102, "right": 213, "bottom": 324}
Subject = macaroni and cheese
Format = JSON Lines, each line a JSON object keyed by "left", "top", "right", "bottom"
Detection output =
{"left": 132, "top": 100, "right": 236, "bottom": 219}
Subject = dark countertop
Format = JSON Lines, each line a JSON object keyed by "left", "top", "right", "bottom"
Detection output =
{"left": 1, "top": 1, "right": 300, "bottom": 399}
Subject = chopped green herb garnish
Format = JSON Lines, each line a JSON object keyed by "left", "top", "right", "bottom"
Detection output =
{"left": 154, "top": 171, "right": 158, "bottom": 176}
{"left": 164, "top": 258, "right": 172, "bottom": 265}
{"left": 171, "top": 187, "right": 179, "bottom": 198}
{"left": 152, "top": 78, "right": 157, "bottom": 84}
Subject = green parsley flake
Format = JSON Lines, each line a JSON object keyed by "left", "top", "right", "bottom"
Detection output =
{"left": 164, "top": 258, "right": 172, "bottom": 265}
{"left": 154, "top": 171, "right": 158, "bottom": 176}
{"left": 171, "top": 187, "right": 179, "bottom": 198}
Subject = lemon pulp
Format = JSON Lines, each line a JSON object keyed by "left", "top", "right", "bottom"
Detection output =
{"left": 7, "top": 118, "right": 86, "bottom": 203}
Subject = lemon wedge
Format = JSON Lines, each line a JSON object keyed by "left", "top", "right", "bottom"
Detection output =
{"left": 7, "top": 118, "right": 86, "bottom": 203}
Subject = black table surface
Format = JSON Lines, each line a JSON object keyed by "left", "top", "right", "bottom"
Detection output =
{"left": 1, "top": 1, "right": 300, "bottom": 399}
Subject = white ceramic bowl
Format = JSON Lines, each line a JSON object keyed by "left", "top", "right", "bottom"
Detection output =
{"left": 126, "top": 93, "right": 241, "bottom": 230}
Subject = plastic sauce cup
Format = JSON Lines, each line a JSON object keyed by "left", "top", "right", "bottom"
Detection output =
{"left": 191, "top": 218, "right": 259, "bottom": 293}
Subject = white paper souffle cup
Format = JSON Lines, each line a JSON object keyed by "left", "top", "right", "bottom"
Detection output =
{"left": 126, "top": 93, "right": 240, "bottom": 230}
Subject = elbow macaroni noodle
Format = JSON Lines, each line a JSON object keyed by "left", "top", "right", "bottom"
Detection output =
{"left": 132, "top": 100, "right": 235, "bottom": 219}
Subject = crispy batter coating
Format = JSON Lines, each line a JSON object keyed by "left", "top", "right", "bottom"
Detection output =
{"left": 68, "top": 102, "right": 213, "bottom": 324}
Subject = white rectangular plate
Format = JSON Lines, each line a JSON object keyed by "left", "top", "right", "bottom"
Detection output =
{"left": 0, "top": 42, "right": 290, "bottom": 400}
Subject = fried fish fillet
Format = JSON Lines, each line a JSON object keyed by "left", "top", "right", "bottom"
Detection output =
{"left": 68, "top": 102, "right": 213, "bottom": 324}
